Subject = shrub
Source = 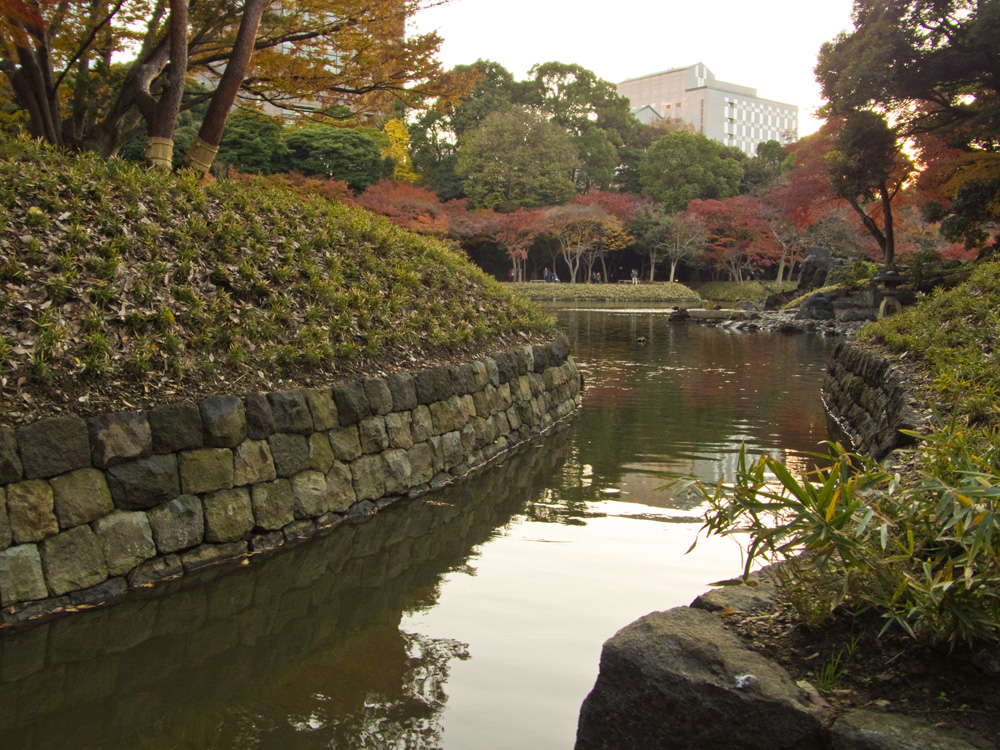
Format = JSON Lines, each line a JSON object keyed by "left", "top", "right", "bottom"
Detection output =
{"left": 694, "top": 420, "right": 1000, "bottom": 649}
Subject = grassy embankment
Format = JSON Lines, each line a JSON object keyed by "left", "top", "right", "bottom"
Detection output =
{"left": 511, "top": 280, "right": 700, "bottom": 303}
{"left": 0, "top": 135, "right": 555, "bottom": 426}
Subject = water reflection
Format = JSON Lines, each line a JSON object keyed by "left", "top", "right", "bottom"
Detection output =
{"left": 554, "top": 304, "right": 836, "bottom": 504}
{"left": 0, "top": 432, "right": 573, "bottom": 750}
{"left": 0, "top": 306, "right": 838, "bottom": 750}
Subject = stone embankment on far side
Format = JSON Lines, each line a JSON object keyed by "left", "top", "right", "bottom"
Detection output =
{"left": 0, "top": 338, "right": 581, "bottom": 626}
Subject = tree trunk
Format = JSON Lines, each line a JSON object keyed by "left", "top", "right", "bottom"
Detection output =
{"left": 880, "top": 186, "right": 895, "bottom": 268}
{"left": 144, "top": 0, "right": 188, "bottom": 168}
{"left": 184, "top": 0, "right": 270, "bottom": 175}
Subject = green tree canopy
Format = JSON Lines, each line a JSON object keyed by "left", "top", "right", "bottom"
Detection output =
{"left": 279, "top": 126, "right": 389, "bottom": 192}
{"left": 816, "top": 0, "right": 1000, "bottom": 251}
{"left": 825, "top": 110, "right": 910, "bottom": 267}
{"left": 639, "top": 131, "right": 744, "bottom": 211}
{"left": 816, "top": 0, "right": 998, "bottom": 148}
{"left": 455, "top": 107, "right": 579, "bottom": 209}
{"left": 216, "top": 111, "right": 289, "bottom": 174}
{"left": 410, "top": 59, "right": 526, "bottom": 201}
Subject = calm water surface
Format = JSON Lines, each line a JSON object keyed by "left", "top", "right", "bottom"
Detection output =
{"left": 0, "top": 305, "right": 837, "bottom": 749}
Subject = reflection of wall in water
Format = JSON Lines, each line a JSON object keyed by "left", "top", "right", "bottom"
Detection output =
{"left": 0, "top": 429, "right": 573, "bottom": 750}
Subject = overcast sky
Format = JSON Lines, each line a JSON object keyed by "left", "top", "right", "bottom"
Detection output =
{"left": 410, "top": 0, "right": 857, "bottom": 137}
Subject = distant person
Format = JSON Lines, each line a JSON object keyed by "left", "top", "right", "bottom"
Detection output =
{"left": 544, "top": 268, "right": 551, "bottom": 283}
{"left": 631, "top": 268, "right": 638, "bottom": 285}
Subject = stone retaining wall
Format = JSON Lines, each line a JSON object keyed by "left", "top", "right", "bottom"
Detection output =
{"left": 821, "top": 341, "right": 921, "bottom": 460}
{"left": 0, "top": 338, "right": 581, "bottom": 625}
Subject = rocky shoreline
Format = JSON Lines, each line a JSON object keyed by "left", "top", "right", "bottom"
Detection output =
{"left": 575, "top": 570, "right": 991, "bottom": 750}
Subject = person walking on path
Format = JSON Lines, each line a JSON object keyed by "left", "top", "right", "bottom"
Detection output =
{"left": 631, "top": 268, "right": 638, "bottom": 285}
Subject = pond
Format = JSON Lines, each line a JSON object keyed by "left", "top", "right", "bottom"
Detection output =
{"left": 0, "top": 305, "right": 838, "bottom": 749}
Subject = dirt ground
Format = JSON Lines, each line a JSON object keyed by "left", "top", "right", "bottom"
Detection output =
{"left": 721, "top": 599, "right": 1000, "bottom": 749}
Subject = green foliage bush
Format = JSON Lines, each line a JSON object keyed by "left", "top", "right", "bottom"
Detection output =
{"left": 696, "top": 423, "right": 1000, "bottom": 648}
{"left": 826, "top": 258, "right": 879, "bottom": 289}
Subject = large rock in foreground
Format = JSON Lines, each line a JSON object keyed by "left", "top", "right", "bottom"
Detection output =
{"left": 575, "top": 606, "right": 824, "bottom": 750}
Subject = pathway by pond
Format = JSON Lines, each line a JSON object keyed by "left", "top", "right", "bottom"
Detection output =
{"left": 0, "top": 304, "right": 838, "bottom": 749}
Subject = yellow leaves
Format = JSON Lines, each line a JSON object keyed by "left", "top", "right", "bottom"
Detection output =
{"left": 382, "top": 118, "right": 418, "bottom": 183}
{"left": 942, "top": 152, "right": 1000, "bottom": 218}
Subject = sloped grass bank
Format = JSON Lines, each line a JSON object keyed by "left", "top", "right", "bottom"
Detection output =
{"left": 0, "top": 136, "right": 554, "bottom": 426}
{"left": 859, "top": 261, "right": 1000, "bottom": 427}
{"left": 511, "top": 280, "right": 700, "bottom": 303}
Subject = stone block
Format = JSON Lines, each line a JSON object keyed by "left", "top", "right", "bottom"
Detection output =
{"left": 251, "top": 478, "right": 295, "bottom": 530}
{"left": 0, "top": 488, "right": 9, "bottom": 551}
{"left": 332, "top": 380, "right": 370, "bottom": 426}
{"left": 304, "top": 388, "right": 339, "bottom": 431}
{"left": 200, "top": 394, "right": 247, "bottom": 448}
{"left": 268, "top": 433, "right": 310, "bottom": 477}
{"left": 131, "top": 554, "right": 183, "bottom": 585}
{"left": 48, "top": 468, "right": 117, "bottom": 535}
{"left": 449, "top": 362, "right": 477, "bottom": 396}
{"left": 485, "top": 357, "right": 500, "bottom": 387}
{"left": 147, "top": 495, "right": 204, "bottom": 554}
{"left": 359, "top": 415, "right": 389, "bottom": 454}
{"left": 243, "top": 392, "right": 275, "bottom": 439}
{"left": 0, "top": 544, "right": 48, "bottom": 606}
{"left": 408, "top": 443, "right": 434, "bottom": 486}
{"left": 41, "top": 525, "right": 108, "bottom": 596}
{"left": 87, "top": 410, "right": 151, "bottom": 468}
{"left": 282, "top": 519, "right": 316, "bottom": 543}
{"left": 364, "top": 377, "right": 393, "bottom": 416}
{"left": 351, "top": 454, "right": 386, "bottom": 501}
{"left": 17, "top": 415, "right": 91, "bottom": 479}
{"left": 386, "top": 412, "right": 413, "bottom": 449}
{"left": 0, "top": 427, "right": 23, "bottom": 483}
{"left": 521, "top": 345, "right": 535, "bottom": 373}
{"left": 414, "top": 366, "right": 453, "bottom": 404}
{"left": 233, "top": 439, "right": 277, "bottom": 486}
{"left": 202, "top": 488, "right": 254, "bottom": 543}
{"left": 329, "top": 425, "right": 362, "bottom": 462}
{"left": 92, "top": 510, "right": 156, "bottom": 576}
{"left": 434, "top": 431, "right": 459, "bottom": 469}
{"left": 493, "top": 351, "right": 518, "bottom": 384}
{"left": 549, "top": 336, "right": 569, "bottom": 365}
{"left": 179, "top": 448, "right": 234, "bottom": 495}
{"left": 268, "top": 390, "right": 313, "bottom": 434}
{"left": 291, "top": 470, "right": 330, "bottom": 518}
{"left": 309, "top": 433, "right": 335, "bottom": 474}
{"left": 148, "top": 401, "right": 203, "bottom": 453}
{"left": 181, "top": 542, "right": 246, "bottom": 572}
{"left": 429, "top": 398, "right": 461, "bottom": 435}
{"left": 532, "top": 342, "right": 552, "bottom": 372}
{"left": 382, "top": 449, "right": 413, "bottom": 496}
{"left": 106, "top": 454, "right": 180, "bottom": 510}
{"left": 326, "top": 461, "right": 356, "bottom": 512}
{"left": 386, "top": 371, "right": 417, "bottom": 412}
{"left": 471, "top": 360, "right": 489, "bottom": 389}
{"left": 7, "top": 479, "right": 58, "bottom": 543}
{"left": 411, "top": 405, "right": 433, "bottom": 442}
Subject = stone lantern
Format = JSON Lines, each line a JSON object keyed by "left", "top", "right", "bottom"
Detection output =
{"left": 874, "top": 269, "right": 905, "bottom": 318}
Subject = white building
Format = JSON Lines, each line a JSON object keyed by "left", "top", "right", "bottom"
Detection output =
{"left": 617, "top": 63, "right": 799, "bottom": 155}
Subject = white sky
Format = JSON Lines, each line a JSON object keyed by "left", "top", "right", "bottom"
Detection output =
{"left": 411, "top": 0, "right": 857, "bottom": 137}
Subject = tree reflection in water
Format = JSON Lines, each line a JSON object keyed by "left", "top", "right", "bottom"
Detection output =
{"left": 0, "top": 429, "right": 573, "bottom": 750}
